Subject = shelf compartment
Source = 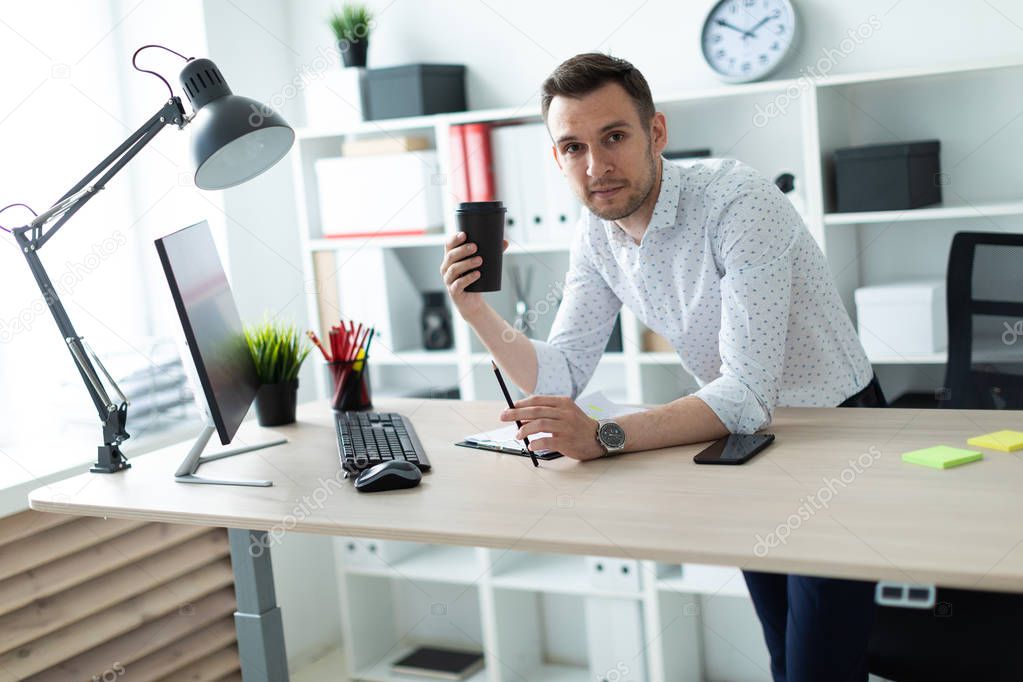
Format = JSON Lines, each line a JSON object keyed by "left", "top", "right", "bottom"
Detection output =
{"left": 657, "top": 563, "right": 749, "bottom": 598}
{"left": 816, "top": 65, "right": 1023, "bottom": 216}
{"left": 349, "top": 642, "right": 488, "bottom": 682}
{"left": 490, "top": 588, "right": 592, "bottom": 682}
{"left": 489, "top": 551, "right": 643, "bottom": 598}
{"left": 340, "top": 574, "right": 486, "bottom": 680}
{"left": 342, "top": 543, "right": 482, "bottom": 585}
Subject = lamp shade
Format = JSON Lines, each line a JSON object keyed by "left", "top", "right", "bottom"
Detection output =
{"left": 179, "top": 58, "right": 295, "bottom": 190}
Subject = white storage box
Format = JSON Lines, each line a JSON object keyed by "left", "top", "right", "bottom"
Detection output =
{"left": 315, "top": 151, "right": 443, "bottom": 237}
{"left": 854, "top": 279, "right": 947, "bottom": 357}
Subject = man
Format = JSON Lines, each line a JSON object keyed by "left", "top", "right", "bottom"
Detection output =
{"left": 440, "top": 53, "right": 884, "bottom": 680}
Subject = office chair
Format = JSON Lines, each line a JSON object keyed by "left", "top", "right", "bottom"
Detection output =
{"left": 867, "top": 231, "right": 1023, "bottom": 681}
{"left": 942, "top": 231, "right": 1023, "bottom": 408}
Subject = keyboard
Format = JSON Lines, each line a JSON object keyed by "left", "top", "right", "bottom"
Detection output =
{"left": 334, "top": 411, "right": 431, "bottom": 475}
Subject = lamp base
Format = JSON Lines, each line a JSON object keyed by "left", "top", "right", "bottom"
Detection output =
{"left": 91, "top": 444, "right": 131, "bottom": 474}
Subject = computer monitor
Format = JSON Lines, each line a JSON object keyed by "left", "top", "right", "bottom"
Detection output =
{"left": 155, "top": 220, "right": 285, "bottom": 486}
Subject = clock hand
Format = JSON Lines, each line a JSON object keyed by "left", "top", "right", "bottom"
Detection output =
{"left": 746, "top": 15, "right": 774, "bottom": 36}
{"left": 715, "top": 18, "right": 751, "bottom": 36}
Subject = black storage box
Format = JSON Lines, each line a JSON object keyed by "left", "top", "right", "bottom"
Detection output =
{"left": 361, "top": 64, "right": 466, "bottom": 121}
{"left": 833, "top": 139, "right": 942, "bottom": 212}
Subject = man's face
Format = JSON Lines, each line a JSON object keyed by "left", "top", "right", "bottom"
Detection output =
{"left": 546, "top": 82, "right": 666, "bottom": 221}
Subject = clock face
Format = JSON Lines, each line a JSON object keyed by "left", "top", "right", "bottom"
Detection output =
{"left": 701, "top": 0, "right": 798, "bottom": 83}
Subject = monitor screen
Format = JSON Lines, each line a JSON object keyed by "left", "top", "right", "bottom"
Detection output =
{"left": 155, "top": 221, "right": 257, "bottom": 445}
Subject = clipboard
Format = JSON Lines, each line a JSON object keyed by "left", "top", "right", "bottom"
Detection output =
{"left": 454, "top": 440, "right": 563, "bottom": 460}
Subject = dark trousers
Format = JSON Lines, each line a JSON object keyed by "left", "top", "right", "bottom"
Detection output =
{"left": 743, "top": 376, "right": 886, "bottom": 682}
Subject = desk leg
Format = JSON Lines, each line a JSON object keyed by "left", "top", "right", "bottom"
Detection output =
{"left": 228, "top": 528, "right": 290, "bottom": 681}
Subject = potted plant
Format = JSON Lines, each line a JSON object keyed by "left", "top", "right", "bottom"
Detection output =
{"left": 245, "top": 317, "right": 311, "bottom": 426}
{"left": 328, "top": 4, "right": 373, "bottom": 68}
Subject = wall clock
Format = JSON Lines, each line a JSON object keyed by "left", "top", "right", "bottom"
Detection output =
{"left": 701, "top": 0, "right": 799, "bottom": 83}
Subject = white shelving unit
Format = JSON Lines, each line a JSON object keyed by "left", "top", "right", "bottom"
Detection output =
{"left": 332, "top": 536, "right": 760, "bottom": 682}
{"left": 291, "top": 59, "right": 1023, "bottom": 681}
{"left": 293, "top": 57, "right": 1023, "bottom": 406}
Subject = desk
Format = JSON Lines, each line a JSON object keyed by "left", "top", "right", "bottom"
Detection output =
{"left": 29, "top": 399, "right": 1023, "bottom": 680}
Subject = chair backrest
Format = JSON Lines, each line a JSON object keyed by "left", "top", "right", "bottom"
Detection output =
{"left": 943, "top": 231, "right": 1023, "bottom": 409}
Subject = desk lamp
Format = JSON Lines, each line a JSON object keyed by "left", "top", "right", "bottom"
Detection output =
{"left": 5, "top": 45, "right": 294, "bottom": 474}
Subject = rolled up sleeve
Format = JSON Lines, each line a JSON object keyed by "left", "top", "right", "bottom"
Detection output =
{"left": 694, "top": 179, "right": 799, "bottom": 433}
{"left": 532, "top": 228, "right": 621, "bottom": 398}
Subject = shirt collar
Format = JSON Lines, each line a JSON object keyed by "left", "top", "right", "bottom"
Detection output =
{"left": 648, "top": 157, "right": 681, "bottom": 232}
{"left": 603, "top": 157, "right": 680, "bottom": 247}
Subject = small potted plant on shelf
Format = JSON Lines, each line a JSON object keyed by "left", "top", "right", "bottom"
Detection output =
{"left": 245, "top": 317, "right": 311, "bottom": 426}
{"left": 328, "top": 3, "right": 373, "bottom": 68}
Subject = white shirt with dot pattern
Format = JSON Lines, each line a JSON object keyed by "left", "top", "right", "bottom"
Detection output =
{"left": 531, "top": 157, "right": 874, "bottom": 434}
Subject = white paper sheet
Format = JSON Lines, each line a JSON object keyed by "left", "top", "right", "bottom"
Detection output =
{"left": 463, "top": 391, "right": 646, "bottom": 454}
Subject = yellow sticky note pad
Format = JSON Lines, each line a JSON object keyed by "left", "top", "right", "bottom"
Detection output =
{"left": 902, "top": 445, "right": 982, "bottom": 470}
{"left": 967, "top": 430, "right": 1023, "bottom": 452}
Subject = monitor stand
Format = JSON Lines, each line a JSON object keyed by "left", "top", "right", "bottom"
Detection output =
{"left": 174, "top": 424, "right": 286, "bottom": 487}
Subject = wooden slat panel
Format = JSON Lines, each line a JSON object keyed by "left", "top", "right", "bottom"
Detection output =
{"left": 0, "top": 522, "right": 211, "bottom": 615}
{"left": 312, "top": 250, "right": 341, "bottom": 336}
{"left": 0, "top": 510, "right": 75, "bottom": 548}
{"left": 0, "top": 530, "right": 229, "bottom": 654}
{"left": 1, "top": 558, "right": 234, "bottom": 678}
{"left": 27, "top": 586, "right": 236, "bottom": 682}
{"left": 216, "top": 674, "right": 243, "bottom": 682}
{"left": 119, "top": 617, "right": 236, "bottom": 680}
{"left": 155, "top": 645, "right": 239, "bottom": 682}
{"left": 0, "top": 516, "right": 146, "bottom": 581}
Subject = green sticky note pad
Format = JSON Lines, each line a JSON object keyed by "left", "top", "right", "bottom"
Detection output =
{"left": 902, "top": 445, "right": 983, "bottom": 470}
{"left": 967, "top": 430, "right": 1023, "bottom": 452}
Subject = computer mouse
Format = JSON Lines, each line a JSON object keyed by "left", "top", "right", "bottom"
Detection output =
{"left": 354, "top": 460, "right": 422, "bottom": 493}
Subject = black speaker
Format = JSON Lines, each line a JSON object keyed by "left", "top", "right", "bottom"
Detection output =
{"left": 421, "top": 291, "right": 453, "bottom": 350}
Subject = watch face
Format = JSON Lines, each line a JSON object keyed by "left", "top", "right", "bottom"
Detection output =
{"left": 600, "top": 422, "right": 626, "bottom": 449}
{"left": 702, "top": 0, "right": 797, "bottom": 83}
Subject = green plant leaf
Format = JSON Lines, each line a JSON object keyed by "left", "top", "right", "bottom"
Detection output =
{"left": 244, "top": 314, "right": 312, "bottom": 384}
{"left": 327, "top": 3, "right": 373, "bottom": 42}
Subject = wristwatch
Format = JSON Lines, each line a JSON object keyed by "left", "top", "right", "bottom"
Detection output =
{"left": 595, "top": 419, "right": 626, "bottom": 456}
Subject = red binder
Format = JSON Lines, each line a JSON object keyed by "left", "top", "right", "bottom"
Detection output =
{"left": 463, "top": 123, "right": 495, "bottom": 202}
{"left": 448, "top": 124, "right": 471, "bottom": 204}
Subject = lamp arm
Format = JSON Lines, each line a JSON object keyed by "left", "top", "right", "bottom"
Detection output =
{"left": 29, "top": 97, "right": 187, "bottom": 248}
{"left": 10, "top": 96, "right": 188, "bottom": 473}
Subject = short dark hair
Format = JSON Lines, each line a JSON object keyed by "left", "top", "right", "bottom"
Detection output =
{"left": 541, "top": 53, "right": 655, "bottom": 129}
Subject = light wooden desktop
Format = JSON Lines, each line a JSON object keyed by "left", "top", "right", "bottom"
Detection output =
{"left": 29, "top": 398, "right": 1023, "bottom": 593}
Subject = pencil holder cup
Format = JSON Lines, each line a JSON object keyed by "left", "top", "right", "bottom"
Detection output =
{"left": 328, "top": 355, "right": 372, "bottom": 412}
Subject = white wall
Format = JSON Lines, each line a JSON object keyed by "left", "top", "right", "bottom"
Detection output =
{"left": 286, "top": 0, "right": 1023, "bottom": 114}
{"left": 201, "top": 0, "right": 312, "bottom": 394}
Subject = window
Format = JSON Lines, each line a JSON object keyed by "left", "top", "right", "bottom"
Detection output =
{"left": 0, "top": 2, "right": 214, "bottom": 472}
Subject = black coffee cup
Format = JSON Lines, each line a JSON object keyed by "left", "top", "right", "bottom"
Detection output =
{"left": 456, "top": 201, "right": 506, "bottom": 292}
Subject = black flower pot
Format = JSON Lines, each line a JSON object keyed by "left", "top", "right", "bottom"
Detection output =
{"left": 254, "top": 379, "right": 299, "bottom": 427}
{"left": 339, "top": 39, "right": 368, "bottom": 68}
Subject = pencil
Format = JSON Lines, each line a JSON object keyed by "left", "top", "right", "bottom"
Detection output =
{"left": 307, "top": 330, "right": 331, "bottom": 362}
{"left": 491, "top": 360, "right": 539, "bottom": 467}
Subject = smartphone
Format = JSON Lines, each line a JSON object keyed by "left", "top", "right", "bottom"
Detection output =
{"left": 693, "top": 433, "right": 775, "bottom": 465}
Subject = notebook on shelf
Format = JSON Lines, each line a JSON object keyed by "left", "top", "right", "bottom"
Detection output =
{"left": 390, "top": 646, "right": 484, "bottom": 680}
